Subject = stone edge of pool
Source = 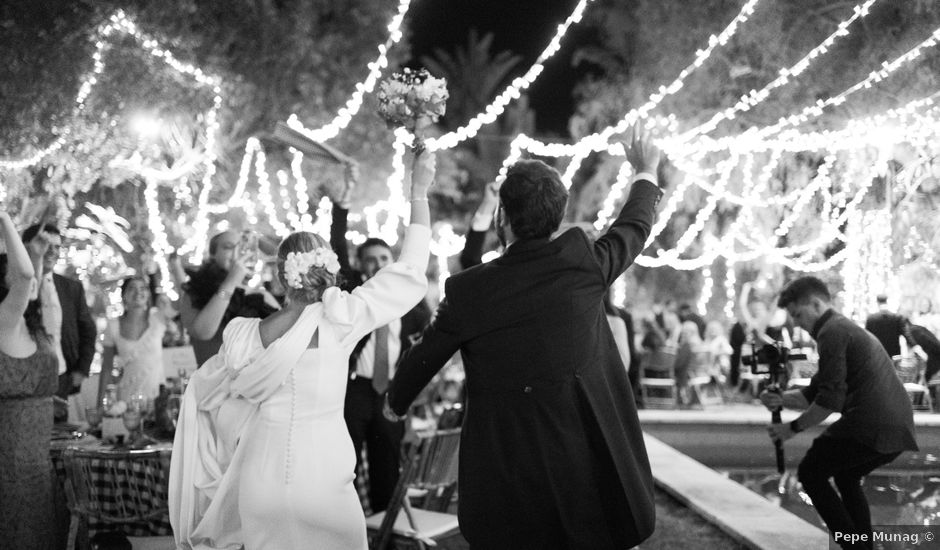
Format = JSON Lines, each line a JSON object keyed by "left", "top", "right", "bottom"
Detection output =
{"left": 644, "top": 433, "right": 831, "bottom": 550}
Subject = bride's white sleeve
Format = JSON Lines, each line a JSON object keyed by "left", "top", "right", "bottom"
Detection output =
{"left": 324, "top": 224, "right": 430, "bottom": 348}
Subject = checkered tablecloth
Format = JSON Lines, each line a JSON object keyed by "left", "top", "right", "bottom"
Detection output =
{"left": 50, "top": 440, "right": 173, "bottom": 537}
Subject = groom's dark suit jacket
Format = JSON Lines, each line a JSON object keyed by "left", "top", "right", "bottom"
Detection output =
{"left": 390, "top": 179, "right": 662, "bottom": 550}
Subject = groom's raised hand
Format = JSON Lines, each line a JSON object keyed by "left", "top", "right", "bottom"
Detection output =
{"left": 625, "top": 120, "right": 661, "bottom": 176}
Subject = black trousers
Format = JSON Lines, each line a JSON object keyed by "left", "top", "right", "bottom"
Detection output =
{"left": 344, "top": 376, "right": 405, "bottom": 513}
{"left": 797, "top": 436, "right": 901, "bottom": 550}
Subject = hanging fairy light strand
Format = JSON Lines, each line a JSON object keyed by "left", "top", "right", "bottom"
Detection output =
{"left": 284, "top": 0, "right": 412, "bottom": 143}
{"left": 675, "top": 0, "right": 880, "bottom": 143}
{"left": 424, "top": 0, "right": 597, "bottom": 152}
{"left": 496, "top": 0, "right": 763, "bottom": 187}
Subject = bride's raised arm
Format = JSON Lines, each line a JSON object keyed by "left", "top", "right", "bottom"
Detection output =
{"left": 323, "top": 152, "right": 435, "bottom": 347}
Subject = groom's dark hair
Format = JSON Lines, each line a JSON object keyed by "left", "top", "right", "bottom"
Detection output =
{"left": 500, "top": 160, "right": 568, "bottom": 240}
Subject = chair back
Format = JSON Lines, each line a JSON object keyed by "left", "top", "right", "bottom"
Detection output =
{"left": 688, "top": 349, "right": 713, "bottom": 379}
{"left": 374, "top": 428, "right": 461, "bottom": 550}
{"left": 894, "top": 355, "right": 925, "bottom": 385}
{"left": 62, "top": 448, "right": 171, "bottom": 527}
{"left": 642, "top": 348, "right": 677, "bottom": 377}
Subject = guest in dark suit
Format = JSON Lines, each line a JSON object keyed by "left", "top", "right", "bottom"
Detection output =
{"left": 386, "top": 127, "right": 662, "bottom": 549}
{"left": 328, "top": 163, "right": 432, "bottom": 512}
{"left": 910, "top": 324, "right": 940, "bottom": 383}
{"left": 865, "top": 294, "right": 918, "bottom": 358}
{"left": 22, "top": 224, "right": 96, "bottom": 401}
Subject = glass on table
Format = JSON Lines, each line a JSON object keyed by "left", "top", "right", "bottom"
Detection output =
{"left": 166, "top": 394, "right": 182, "bottom": 429}
{"left": 85, "top": 407, "right": 102, "bottom": 430}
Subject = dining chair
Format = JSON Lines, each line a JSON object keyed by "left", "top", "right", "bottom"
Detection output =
{"left": 639, "top": 348, "right": 679, "bottom": 409}
{"left": 687, "top": 350, "right": 724, "bottom": 407}
{"left": 367, "top": 428, "right": 462, "bottom": 550}
{"left": 60, "top": 447, "right": 174, "bottom": 550}
{"left": 893, "top": 355, "right": 933, "bottom": 412}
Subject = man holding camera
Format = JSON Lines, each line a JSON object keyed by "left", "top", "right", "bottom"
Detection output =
{"left": 760, "top": 276, "right": 917, "bottom": 550}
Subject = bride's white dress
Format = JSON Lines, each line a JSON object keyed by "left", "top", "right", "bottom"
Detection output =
{"left": 169, "top": 226, "right": 430, "bottom": 550}
{"left": 236, "top": 319, "right": 364, "bottom": 549}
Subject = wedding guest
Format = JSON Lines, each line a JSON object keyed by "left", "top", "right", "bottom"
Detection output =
{"left": 865, "top": 294, "right": 920, "bottom": 358}
{"left": 704, "top": 319, "right": 733, "bottom": 382}
{"left": 640, "top": 316, "right": 666, "bottom": 352}
{"left": 97, "top": 276, "right": 166, "bottom": 404}
{"left": 328, "top": 161, "right": 432, "bottom": 512}
{"left": 729, "top": 300, "right": 766, "bottom": 387}
{"left": 0, "top": 211, "right": 58, "bottom": 549}
{"left": 22, "top": 224, "right": 96, "bottom": 415}
{"left": 910, "top": 324, "right": 940, "bottom": 383}
{"left": 387, "top": 125, "right": 662, "bottom": 549}
{"left": 761, "top": 276, "right": 917, "bottom": 550}
{"left": 180, "top": 230, "right": 279, "bottom": 366}
{"left": 673, "top": 321, "right": 707, "bottom": 405}
{"left": 606, "top": 291, "right": 639, "bottom": 385}
{"left": 169, "top": 151, "right": 435, "bottom": 550}
{"left": 605, "top": 301, "right": 632, "bottom": 375}
{"left": 459, "top": 181, "right": 499, "bottom": 270}
{"left": 678, "top": 302, "right": 706, "bottom": 338}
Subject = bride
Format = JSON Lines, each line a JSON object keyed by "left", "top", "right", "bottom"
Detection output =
{"left": 170, "top": 152, "right": 435, "bottom": 550}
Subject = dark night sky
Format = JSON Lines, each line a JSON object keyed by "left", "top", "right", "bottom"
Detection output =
{"left": 408, "top": 0, "right": 597, "bottom": 136}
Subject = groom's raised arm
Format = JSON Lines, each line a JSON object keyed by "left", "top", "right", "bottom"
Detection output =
{"left": 387, "top": 296, "right": 463, "bottom": 417}
{"left": 592, "top": 127, "right": 663, "bottom": 286}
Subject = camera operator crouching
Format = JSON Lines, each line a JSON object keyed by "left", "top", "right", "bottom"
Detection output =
{"left": 759, "top": 276, "right": 918, "bottom": 550}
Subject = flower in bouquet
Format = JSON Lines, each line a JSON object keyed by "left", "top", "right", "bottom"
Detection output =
{"left": 377, "top": 68, "right": 448, "bottom": 150}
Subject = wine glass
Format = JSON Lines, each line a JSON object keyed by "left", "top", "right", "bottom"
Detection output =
{"left": 85, "top": 407, "right": 102, "bottom": 433}
{"left": 122, "top": 409, "right": 142, "bottom": 446}
{"left": 110, "top": 356, "right": 125, "bottom": 382}
{"left": 166, "top": 395, "right": 182, "bottom": 430}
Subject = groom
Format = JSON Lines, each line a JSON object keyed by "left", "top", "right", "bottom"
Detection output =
{"left": 386, "top": 127, "right": 662, "bottom": 549}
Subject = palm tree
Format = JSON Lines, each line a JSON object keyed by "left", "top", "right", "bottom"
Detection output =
{"left": 421, "top": 29, "right": 533, "bottom": 191}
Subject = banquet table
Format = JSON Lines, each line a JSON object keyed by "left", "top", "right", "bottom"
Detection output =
{"left": 50, "top": 430, "right": 174, "bottom": 547}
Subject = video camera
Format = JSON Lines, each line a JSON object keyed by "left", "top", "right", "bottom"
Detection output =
{"left": 745, "top": 339, "right": 807, "bottom": 475}
{"left": 746, "top": 341, "right": 807, "bottom": 376}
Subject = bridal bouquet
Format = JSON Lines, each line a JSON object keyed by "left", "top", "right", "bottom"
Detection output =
{"left": 377, "top": 68, "right": 448, "bottom": 152}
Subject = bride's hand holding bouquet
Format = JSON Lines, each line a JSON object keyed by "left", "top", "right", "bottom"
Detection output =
{"left": 377, "top": 68, "right": 448, "bottom": 154}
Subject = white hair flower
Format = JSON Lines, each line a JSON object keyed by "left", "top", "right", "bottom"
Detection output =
{"left": 283, "top": 247, "right": 341, "bottom": 289}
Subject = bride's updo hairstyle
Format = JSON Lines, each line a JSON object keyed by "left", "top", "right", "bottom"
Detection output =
{"left": 276, "top": 232, "right": 341, "bottom": 303}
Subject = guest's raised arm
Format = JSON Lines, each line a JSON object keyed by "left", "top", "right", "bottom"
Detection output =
{"left": 324, "top": 151, "right": 435, "bottom": 347}
{"left": 460, "top": 181, "right": 498, "bottom": 270}
{"left": 327, "top": 162, "right": 358, "bottom": 273}
{"left": 0, "top": 209, "right": 37, "bottom": 333}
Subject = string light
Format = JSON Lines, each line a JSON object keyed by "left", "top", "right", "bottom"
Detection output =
{"left": 696, "top": 25, "right": 940, "bottom": 154}
{"left": 675, "top": 0, "right": 879, "bottom": 143}
{"left": 774, "top": 153, "right": 835, "bottom": 237}
{"left": 612, "top": 275, "right": 627, "bottom": 308}
{"left": 594, "top": 160, "right": 634, "bottom": 230}
{"left": 841, "top": 209, "right": 894, "bottom": 320}
{"left": 723, "top": 260, "right": 737, "bottom": 320}
{"left": 144, "top": 177, "right": 176, "bottom": 299}
{"left": 429, "top": 223, "right": 466, "bottom": 299}
{"left": 498, "top": 0, "right": 763, "bottom": 188}
{"left": 425, "top": 0, "right": 597, "bottom": 152}
{"left": 284, "top": 0, "right": 412, "bottom": 143}
{"left": 698, "top": 264, "right": 713, "bottom": 315}
{"left": 291, "top": 149, "right": 314, "bottom": 231}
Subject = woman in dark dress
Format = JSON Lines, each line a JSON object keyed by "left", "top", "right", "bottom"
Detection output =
{"left": 0, "top": 209, "right": 59, "bottom": 549}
